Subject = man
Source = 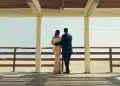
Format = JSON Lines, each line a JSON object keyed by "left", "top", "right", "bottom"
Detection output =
{"left": 56, "top": 28, "right": 72, "bottom": 74}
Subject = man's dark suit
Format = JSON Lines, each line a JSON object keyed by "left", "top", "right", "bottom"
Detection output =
{"left": 61, "top": 33, "right": 72, "bottom": 73}
{"left": 55, "top": 32, "right": 72, "bottom": 73}
{"left": 61, "top": 33, "right": 72, "bottom": 61}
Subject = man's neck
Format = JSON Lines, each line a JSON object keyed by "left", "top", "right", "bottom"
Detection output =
{"left": 65, "top": 32, "right": 68, "bottom": 34}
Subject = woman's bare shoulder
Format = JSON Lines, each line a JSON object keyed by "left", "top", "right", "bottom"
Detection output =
{"left": 52, "top": 36, "right": 61, "bottom": 40}
{"left": 53, "top": 36, "right": 61, "bottom": 38}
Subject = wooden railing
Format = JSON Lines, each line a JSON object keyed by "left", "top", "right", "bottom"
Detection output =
{"left": 0, "top": 47, "right": 120, "bottom": 72}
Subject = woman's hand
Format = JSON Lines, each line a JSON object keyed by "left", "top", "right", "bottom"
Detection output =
{"left": 51, "top": 40, "right": 54, "bottom": 45}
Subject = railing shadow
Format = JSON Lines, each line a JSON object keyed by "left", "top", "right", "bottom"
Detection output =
{"left": 0, "top": 72, "right": 120, "bottom": 86}
{"left": 18, "top": 73, "right": 120, "bottom": 86}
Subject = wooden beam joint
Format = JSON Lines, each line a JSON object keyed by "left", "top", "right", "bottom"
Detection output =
{"left": 84, "top": 0, "right": 99, "bottom": 16}
{"left": 27, "top": 0, "right": 41, "bottom": 16}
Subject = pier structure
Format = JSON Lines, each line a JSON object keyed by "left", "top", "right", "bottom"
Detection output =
{"left": 0, "top": 0, "right": 120, "bottom": 73}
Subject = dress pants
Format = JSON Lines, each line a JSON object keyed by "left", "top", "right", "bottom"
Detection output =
{"left": 64, "top": 61, "right": 70, "bottom": 73}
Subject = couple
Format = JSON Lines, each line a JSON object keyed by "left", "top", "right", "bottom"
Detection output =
{"left": 51, "top": 28, "right": 72, "bottom": 74}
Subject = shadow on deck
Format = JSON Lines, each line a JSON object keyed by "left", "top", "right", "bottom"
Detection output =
{"left": 0, "top": 72, "right": 120, "bottom": 86}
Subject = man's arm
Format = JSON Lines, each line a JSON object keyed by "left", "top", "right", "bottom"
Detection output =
{"left": 55, "top": 41, "right": 62, "bottom": 46}
{"left": 55, "top": 35, "right": 64, "bottom": 46}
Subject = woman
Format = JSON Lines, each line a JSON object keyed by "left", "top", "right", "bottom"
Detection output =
{"left": 51, "top": 30, "right": 62, "bottom": 74}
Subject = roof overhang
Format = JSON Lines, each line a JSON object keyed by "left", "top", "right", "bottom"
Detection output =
{"left": 1, "top": 0, "right": 120, "bottom": 17}
{"left": 1, "top": 8, "right": 120, "bottom": 17}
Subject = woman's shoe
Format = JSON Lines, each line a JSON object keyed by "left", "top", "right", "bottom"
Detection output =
{"left": 53, "top": 72, "right": 60, "bottom": 74}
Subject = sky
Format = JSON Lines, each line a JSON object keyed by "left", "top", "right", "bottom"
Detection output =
{"left": 0, "top": 17, "right": 120, "bottom": 47}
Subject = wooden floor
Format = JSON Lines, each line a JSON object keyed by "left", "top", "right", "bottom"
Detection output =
{"left": 0, "top": 72, "right": 120, "bottom": 86}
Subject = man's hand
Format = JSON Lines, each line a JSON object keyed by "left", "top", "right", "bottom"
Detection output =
{"left": 55, "top": 41, "right": 62, "bottom": 46}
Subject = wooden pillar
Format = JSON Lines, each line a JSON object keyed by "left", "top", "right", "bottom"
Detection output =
{"left": 84, "top": 0, "right": 99, "bottom": 74}
{"left": 84, "top": 16, "right": 90, "bottom": 73}
{"left": 35, "top": 15, "right": 42, "bottom": 72}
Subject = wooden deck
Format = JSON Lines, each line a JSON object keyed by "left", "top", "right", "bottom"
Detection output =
{"left": 0, "top": 72, "right": 120, "bottom": 86}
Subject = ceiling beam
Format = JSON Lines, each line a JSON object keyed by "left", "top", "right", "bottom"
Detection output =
{"left": 84, "top": 0, "right": 99, "bottom": 16}
{"left": 27, "top": 0, "right": 41, "bottom": 16}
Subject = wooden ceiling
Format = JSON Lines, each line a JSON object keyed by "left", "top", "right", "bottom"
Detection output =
{"left": 98, "top": 0, "right": 120, "bottom": 8}
{"left": 0, "top": 0, "right": 120, "bottom": 9}
{"left": 0, "top": 0, "right": 28, "bottom": 8}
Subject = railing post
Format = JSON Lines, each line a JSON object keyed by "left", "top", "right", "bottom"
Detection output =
{"left": 13, "top": 48, "right": 17, "bottom": 72}
{"left": 109, "top": 48, "right": 113, "bottom": 72}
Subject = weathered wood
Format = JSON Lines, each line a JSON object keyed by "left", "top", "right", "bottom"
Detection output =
{"left": 112, "top": 65, "right": 120, "bottom": 67}
{"left": 109, "top": 48, "right": 113, "bottom": 72}
{"left": 0, "top": 47, "right": 120, "bottom": 71}
{"left": 0, "top": 64, "right": 54, "bottom": 67}
{"left": 84, "top": 0, "right": 99, "bottom": 16}
{"left": 13, "top": 48, "right": 17, "bottom": 72}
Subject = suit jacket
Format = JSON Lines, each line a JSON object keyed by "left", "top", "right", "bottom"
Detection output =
{"left": 61, "top": 33, "right": 72, "bottom": 55}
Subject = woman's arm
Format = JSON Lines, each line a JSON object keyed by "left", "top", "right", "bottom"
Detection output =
{"left": 51, "top": 39, "right": 54, "bottom": 45}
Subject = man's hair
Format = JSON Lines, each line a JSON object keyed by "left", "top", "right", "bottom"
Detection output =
{"left": 64, "top": 28, "right": 68, "bottom": 33}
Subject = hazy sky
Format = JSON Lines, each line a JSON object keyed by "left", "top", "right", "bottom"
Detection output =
{"left": 0, "top": 17, "right": 120, "bottom": 47}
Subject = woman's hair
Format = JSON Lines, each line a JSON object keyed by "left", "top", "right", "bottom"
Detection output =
{"left": 54, "top": 30, "right": 60, "bottom": 37}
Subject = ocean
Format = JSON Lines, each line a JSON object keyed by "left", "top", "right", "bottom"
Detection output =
{"left": 0, "top": 17, "right": 120, "bottom": 59}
